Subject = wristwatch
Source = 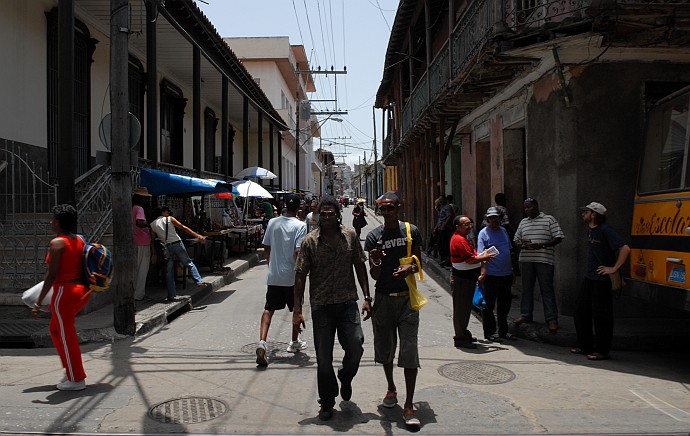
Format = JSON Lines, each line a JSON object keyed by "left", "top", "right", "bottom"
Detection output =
{"left": 364, "top": 296, "right": 373, "bottom": 303}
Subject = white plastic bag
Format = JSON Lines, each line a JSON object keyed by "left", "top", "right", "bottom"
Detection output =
{"left": 22, "top": 281, "right": 52, "bottom": 312}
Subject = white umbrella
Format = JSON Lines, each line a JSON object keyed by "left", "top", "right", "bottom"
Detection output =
{"left": 231, "top": 180, "right": 274, "bottom": 198}
{"left": 234, "top": 166, "right": 277, "bottom": 180}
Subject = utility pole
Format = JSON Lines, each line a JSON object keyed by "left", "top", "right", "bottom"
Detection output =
{"left": 294, "top": 66, "right": 348, "bottom": 192}
{"left": 372, "top": 106, "right": 378, "bottom": 202}
{"left": 110, "top": 0, "right": 136, "bottom": 335}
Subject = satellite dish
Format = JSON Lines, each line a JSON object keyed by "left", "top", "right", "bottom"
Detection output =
{"left": 98, "top": 112, "right": 141, "bottom": 151}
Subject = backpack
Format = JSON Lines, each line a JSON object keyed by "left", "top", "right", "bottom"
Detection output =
{"left": 78, "top": 235, "right": 114, "bottom": 292}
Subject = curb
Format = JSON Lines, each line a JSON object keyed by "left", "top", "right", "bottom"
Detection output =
{"left": 29, "top": 250, "right": 265, "bottom": 347}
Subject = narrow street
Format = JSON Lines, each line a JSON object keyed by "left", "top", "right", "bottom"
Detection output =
{"left": 1, "top": 208, "right": 689, "bottom": 435}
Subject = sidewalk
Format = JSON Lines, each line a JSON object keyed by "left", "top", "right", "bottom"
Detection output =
{"left": 421, "top": 247, "right": 690, "bottom": 352}
{"left": 0, "top": 250, "right": 264, "bottom": 348}
{"left": 364, "top": 206, "right": 690, "bottom": 352}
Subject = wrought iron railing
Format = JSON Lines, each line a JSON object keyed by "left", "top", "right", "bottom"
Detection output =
{"left": 75, "top": 165, "right": 112, "bottom": 242}
{"left": 401, "top": 0, "right": 498, "bottom": 138}
{"left": 506, "top": 0, "right": 590, "bottom": 30}
{"left": 0, "top": 142, "right": 58, "bottom": 290}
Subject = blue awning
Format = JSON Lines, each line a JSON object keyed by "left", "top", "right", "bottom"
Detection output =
{"left": 140, "top": 168, "right": 238, "bottom": 196}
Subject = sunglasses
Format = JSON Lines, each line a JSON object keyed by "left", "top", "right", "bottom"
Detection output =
{"left": 320, "top": 211, "right": 337, "bottom": 218}
{"left": 379, "top": 205, "right": 397, "bottom": 211}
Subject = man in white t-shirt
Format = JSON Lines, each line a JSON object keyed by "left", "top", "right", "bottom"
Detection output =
{"left": 256, "top": 194, "right": 308, "bottom": 366}
{"left": 306, "top": 199, "right": 320, "bottom": 232}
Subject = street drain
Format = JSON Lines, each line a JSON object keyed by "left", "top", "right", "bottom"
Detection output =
{"left": 148, "top": 396, "right": 228, "bottom": 424}
{"left": 438, "top": 361, "right": 516, "bottom": 385}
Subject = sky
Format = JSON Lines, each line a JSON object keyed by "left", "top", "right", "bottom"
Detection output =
{"left": 192, "top": 0, "right": 398, "bottom": 170}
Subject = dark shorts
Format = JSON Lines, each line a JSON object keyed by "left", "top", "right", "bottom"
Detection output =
{"left": 372, "top": 293, "right": 420, "bottom": 368}
{"left": 264, "top": 285, "right": 295, "bottom": 311}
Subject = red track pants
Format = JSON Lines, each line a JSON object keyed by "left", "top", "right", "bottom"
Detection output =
{"left": 49, "top": 283, "right": 90, "bottom": 382}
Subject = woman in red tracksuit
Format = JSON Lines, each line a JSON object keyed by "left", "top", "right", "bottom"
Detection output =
{"left": 31, "top": 204, "right": 90, "bottom": 391}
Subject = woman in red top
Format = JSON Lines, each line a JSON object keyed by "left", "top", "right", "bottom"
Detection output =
{"left": 31, "top": 204, "right": 90, "bottom": 391}
{"left": 449, "top": 215, "right": 496, "bottom": 349}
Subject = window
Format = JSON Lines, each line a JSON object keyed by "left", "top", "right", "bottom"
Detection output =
{"left": 204, "top": 108, "right": 218, "bottom": 171}
{"left": 46, "top": 9, "right": 96, "bottom": 181}
{"left": 638, "top": 88, "right": 690, "bottom": 194}
{"left": 281, "top": 90, "right": 287, "bottom": 109}
{"left": 160, "top": 80, "right": 186, "bottom": 166}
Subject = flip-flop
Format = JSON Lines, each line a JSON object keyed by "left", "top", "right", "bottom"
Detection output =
{"left": 587, "top": 353, "right": 610, "bottom": 361}
{"left": 570, "top": 348, "right": 587, "bottom": 355}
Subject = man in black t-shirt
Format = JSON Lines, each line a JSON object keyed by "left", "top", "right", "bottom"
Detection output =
{"left": 364, "top": 192, "right": 423, "bottom": 428}
{"left": 573, "top": 202, "right": 630, "bottom": 361}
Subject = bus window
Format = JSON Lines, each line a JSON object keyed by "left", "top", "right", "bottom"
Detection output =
{"left": 637, "top": 92, "right": 690, "bottom": 195}
{"left": 632, "top": 85, "right": 690, "bottom": 290}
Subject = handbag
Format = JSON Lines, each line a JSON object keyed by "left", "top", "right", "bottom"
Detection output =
{"left": 472, "top": 281, "right": 486, "bottom": 309}
{"left": 22, "top": 281, "right": 52, "bottom": 312}
{"left": 399, "top": 221, "right": 426, "bottom": 310}
{"left": 610, "top": 269, "right": 625, "bottom": 292}
{"left": 157, "top": 217, "right": 171, "bottom": 260}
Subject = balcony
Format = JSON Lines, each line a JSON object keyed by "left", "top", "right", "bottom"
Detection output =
{"left": 393, "top": 0, "right": 686, "bottom": 152}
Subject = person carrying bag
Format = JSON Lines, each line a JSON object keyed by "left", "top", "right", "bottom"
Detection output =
{"left": 399, "top": 221, "right": 426, "bottom": 310}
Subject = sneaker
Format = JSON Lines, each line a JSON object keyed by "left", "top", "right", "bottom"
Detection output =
{"left": 57, "top": 379, "right": 86, "bottom": 391}
{"left": 404, "top": 407, "right": 420, "bottom": 427}
{"left": 286, "top": 339, "right": 308, "bottom": 352}
{"left": 256, "top": 341, "right": 268, "bottom": 367}
{"left": 59, "top": 373, "right": 68, "bottom": 383}
{"left": 382, "top": 390, "right": 398, "bottom": 408}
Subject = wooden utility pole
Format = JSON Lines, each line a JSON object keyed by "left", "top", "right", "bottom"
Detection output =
{"left": 110, "top": 0, "right": 136, "bottom": 335}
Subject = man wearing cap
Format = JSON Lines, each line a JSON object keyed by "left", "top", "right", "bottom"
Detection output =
{"left": 572, "top": 202, "right": 630, "bottom": 361}
{"left": 132, "top": 187, "right": 155, "bottom": 302}
{"left": 256, "top": 193, "right": 308, "bottom": 366}
{"left": 365, "top": 192, "right": 424, "bottom": 427}
{"left": 513, "top": 198, "right": 565, "bottom": 332}
{"left": 477, "top": 206, "right": 516, "bottom": 341}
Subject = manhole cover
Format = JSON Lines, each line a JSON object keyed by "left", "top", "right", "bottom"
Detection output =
{"left": 438, "top": 361, "right": 516, "bottom": 385}
{"left": 148, "top": 397, "right": 228, "bottom": 424}
{"left": 240, "top": 340, "right": 290, "bottom": 354}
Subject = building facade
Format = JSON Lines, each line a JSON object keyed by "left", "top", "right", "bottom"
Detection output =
{"left": 376, "top": 0, "right": 690, "bottom": 314}
{"left": 0, "top": 0, "right": 286, "bottom": 296}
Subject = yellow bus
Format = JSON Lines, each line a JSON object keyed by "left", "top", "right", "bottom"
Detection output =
{"left": 631, "top": 84, "right": 690, "bottom": 290}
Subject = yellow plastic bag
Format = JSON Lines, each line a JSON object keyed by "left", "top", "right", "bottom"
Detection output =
{"left": 399, "top": 222, "right": 426, "bottom": 310}
{"left": 400, "top": 254, "right": 426, "bottom": 310}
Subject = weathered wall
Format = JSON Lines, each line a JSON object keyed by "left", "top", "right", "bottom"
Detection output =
{"left": 526, "top": 62, "right": 690, "bottom": 315}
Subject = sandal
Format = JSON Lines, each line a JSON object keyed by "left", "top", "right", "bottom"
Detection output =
{"left": 485, "top": 334, "right": 503, "bottom": 343}
{"left": 570, "top": 348, "right": 587, "bottom": 355}
{"left": 587, "top": 353, "right": 610, "bottom": 361}
{"left": 499, "top": 333, "right": 518, "bottom": 341}
{"left": 382, "top": 390, "right": 398, "bottom": 408}
{"left": 403, "top": 407, "right": 420, "bottom": 427}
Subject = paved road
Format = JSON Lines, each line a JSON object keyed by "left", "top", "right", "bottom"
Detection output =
{"left": 1, "top": 208, "right": 689, "bottom": 435}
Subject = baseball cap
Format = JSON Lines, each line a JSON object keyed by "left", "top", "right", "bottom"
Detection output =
{"left": 579, "top": 201, "right": 607, "bottom": 215}
{"left": 285, "top": 194, "right": 301, "bottom": 211}
{"left": 486, "top": 206, "right": 500, "bottom": 217}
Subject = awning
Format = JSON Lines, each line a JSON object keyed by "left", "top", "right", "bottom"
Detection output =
{"left": 140, "top": 168, "right": 238, "bottom": 196}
